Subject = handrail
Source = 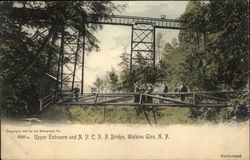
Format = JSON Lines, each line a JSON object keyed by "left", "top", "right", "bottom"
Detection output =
{"left": 39, "top": 94, "right": 54, "bottom": 111}
{"left": 41, "top": 93, "right": 54, "bottom": 101}
{"left": 59, "top": 90, "right": 248, "bottom": 96}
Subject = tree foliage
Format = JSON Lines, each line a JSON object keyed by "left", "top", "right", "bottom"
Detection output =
{"left": 108, "top": 68, "right": 119, "bottom": 92}
{"left": 0, "top": 1, "right": 124, "bottom": 117}
{"left": 177, "top": 0, "right": 249, "bottom": 91}
{"left": 160, "top": 0, "right": 249, "bottom": 121}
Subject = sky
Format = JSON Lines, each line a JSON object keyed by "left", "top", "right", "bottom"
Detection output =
{"left": 83, "top": 1, "right": 188, "bottom": 92}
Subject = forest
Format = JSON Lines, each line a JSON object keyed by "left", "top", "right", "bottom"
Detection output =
{"left": 0, "top": 1, "right": 249, "bottom": 123}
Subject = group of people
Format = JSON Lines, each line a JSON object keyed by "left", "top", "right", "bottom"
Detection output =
{"left": 133, "top": 82, "right": 168, "bottom": 103}
{"left": 133, "top": 82, "right": 189, "bottom": 102}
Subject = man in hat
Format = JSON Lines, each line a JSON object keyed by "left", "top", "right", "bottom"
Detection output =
{"left": 145, "top": 83, "right": 153, "bottom": 103}
{"left": 177, "top": 82, "right": 188, "bottom": 101}
{"left": 73, "top": 84, "right": 80, "bottom": 102}
{"left": 134, "top": 83, "right": 140, "bottom": 103}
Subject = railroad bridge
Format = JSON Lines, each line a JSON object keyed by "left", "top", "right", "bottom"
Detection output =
{"left": 6, "top": 7, "right": 248, "bottom": 113}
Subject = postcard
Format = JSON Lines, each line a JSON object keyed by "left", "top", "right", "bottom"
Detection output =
{"left": 1, "top": 1, "right": 249, "bottom": 160}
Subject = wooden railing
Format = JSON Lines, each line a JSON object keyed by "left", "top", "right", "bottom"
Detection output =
{"left": 58, "top": 90, "right": 248, "bottom": 107}
{"left": 39, "top": 93, "right": 54, "bottom": 111}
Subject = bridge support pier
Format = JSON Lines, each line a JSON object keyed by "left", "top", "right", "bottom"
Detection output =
{"left": 130, "top": 22, "right": 156, "bottom": 71}
{"left": 54, "top": 25, "right": 86, "bottom": 97}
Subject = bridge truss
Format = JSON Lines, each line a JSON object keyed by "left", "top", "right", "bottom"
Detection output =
{"left": 9, "top": 7, "right": 182, "bottom": 98}
{"left": 90, "top": 15, "right": 181, "bottom": 70}
{"left": 57, "top": 15, "right": 181, "bottom": 97}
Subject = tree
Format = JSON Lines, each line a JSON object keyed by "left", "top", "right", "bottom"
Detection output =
{"left": 119, "top": 48, "right": 134, "bottom": 92}
{"left": 168, "top": 0, "right": 248, "bottom": 91}
{"left": 0, "top": 1, "right": 125, "bottom": 117}
{"left": 160, "top": 43, "right": 186, "bottom": 91}
{"left": 93, "top": 76, "right": 104, "bottom": 92}
{"left": 108, "top": 68, "right": 119, "bottom": 92}
{"left": 160, "top": 0, "right": 249, "bottom": 121}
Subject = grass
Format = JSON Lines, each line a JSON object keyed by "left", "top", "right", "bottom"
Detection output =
{"left": 37, "top": 105, "right": 195, "bottom": 125}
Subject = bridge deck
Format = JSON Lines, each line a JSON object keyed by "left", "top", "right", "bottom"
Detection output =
{"left": 7, "top": 8, "right": 182, "bottom": 29}
{"left": 90, "top": 15, "right": 182, "bottom": 29}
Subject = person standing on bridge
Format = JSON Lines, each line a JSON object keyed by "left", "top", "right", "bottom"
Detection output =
{"left": 177, "top": 82, "right": 188, "bottom": 101}
{"left": 145, "top": 83, "right": 153, "bottom": 103}
{"left": 134, "top": 83, "right": 140, "bottom": 103}
{"left": 162, "top": 82, "right": 168, "bottom": 97}
{"left": 73, "top": 84, "right": 80, "bottom": 102}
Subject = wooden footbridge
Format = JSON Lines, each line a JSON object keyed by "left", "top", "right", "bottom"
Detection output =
{"left": 39, "top": 90, "right": 248, "bottom": 111}
{"left": 38, "top": 90, "right": 248, "bottom": 126}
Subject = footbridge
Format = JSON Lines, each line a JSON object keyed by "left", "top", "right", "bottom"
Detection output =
{"left": 39, "top": 90, "right": 248, "bottom": 111}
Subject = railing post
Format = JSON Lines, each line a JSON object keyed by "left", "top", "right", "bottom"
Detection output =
{"left": 94, "top": 92, "right": 99, "bottom": 104}
{"left": 39, "top": 99, "right": 43, "bottom": 111}
{"left": 51, "top": 95, "right": 54, "bottom": 104}
{"left": 103, "top": 106, "right": 106, "bottom": 123}
{"left": 54, "top": 92, "right": 57, "bottom": 103}
{"left": 193, "top": 93, "right": 196, "bottom": 105}
{"left": 139, "top": 93, "right": 142, "bottom": 105}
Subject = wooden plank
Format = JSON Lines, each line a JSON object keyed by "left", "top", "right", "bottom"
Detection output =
{"left": 59, "top": 102, "right": 229, "bottom": 107}
{"left": 98, "top": 95, "right": 135, "bottom": 98}
{"left": 78, "top": 95, "right": 96, "bottom": 101}
{"left": 194, "top": 103, "right": 228, "bottom": 107}
{"left": 94, "top": 93, "right": 99, "bottom": 104}
{"left": 193, "top": 93, "right": 196, "bottom": 105}
{"left": 78, "top": 93, "right": 95, "bottom": 98}
{"left": 196, "top": 93, "right": 228, "bottom": 101}
{"left": 41, "top": 93, "right": 54, "bottom": 101}
{"left": 98, "top": 96, "right": 133, "bottom": 104}
{"left": 143, "top": 93, "right": 192, "bottom": 105}
{"left": 160, "top": 93, "right": 193, "bottom": 96}
{"left": 139, "top": 94, "right": 143, "bottom": 105}
{"left": 42, "top": 101, "right": 52, "bottom": 111}
{"left": 94, "top": 92, "right": 151, "bottom": 95}
{"left": 56, "top": 98, "right": 68, "bottom": 104}
{"left": 59, "top": 103, "right": 189, "bottom": 106}
{"left": 191, "top": 90, "right": 248, "bottom": 94}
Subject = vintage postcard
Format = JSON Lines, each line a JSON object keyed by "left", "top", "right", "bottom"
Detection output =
{"left": 1, "top": 1, "right": 249, "bottom": 160}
